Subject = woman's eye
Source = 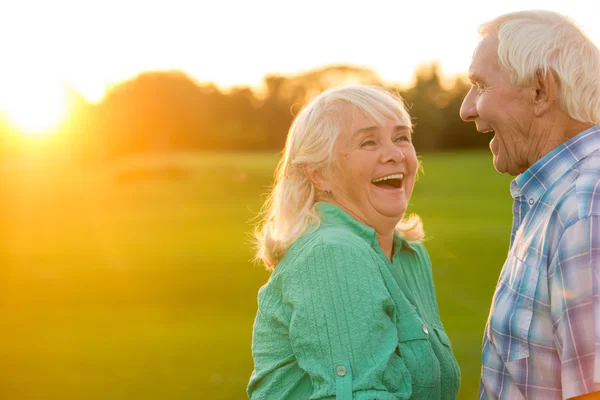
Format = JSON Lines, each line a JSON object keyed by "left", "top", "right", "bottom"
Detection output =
{"left": 360, "top": 140, "right": 376, "bottom": 148}
{"left": 395, "top": 136, "right": 410, "bottom": 143}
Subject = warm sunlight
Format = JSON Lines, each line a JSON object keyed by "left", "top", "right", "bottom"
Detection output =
{"left": 0, "top": 77, "right": 68, "bottom": 138}
{"left": 0, "top": 0, "right": 598, "bottom": 140}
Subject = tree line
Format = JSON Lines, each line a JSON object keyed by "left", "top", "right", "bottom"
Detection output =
{"left": 0, "top": 63, "right": 489, "bottom": 162}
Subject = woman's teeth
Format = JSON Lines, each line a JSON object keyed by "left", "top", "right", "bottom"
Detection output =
{"left": 372, "top": 173, "right": 404, "bottom": 183}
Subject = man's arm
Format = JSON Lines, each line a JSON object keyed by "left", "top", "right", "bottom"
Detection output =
{"left": 550, "top": 215, "right": 600, "bottom": 399}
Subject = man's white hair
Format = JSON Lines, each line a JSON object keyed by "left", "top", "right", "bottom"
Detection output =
{"left": 479, "top": 10, "right": 600, "bottom": 124}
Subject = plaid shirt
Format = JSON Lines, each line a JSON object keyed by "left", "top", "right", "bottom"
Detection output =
{"left": 479, "top": 125, "right": 600, "bottom": 400}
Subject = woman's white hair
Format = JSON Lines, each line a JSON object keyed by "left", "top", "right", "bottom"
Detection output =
{"left": 479, "top": 10, "right": 600, "bottom": 124}
{"left": 254, "top": 85, "right": 424, "bottom": 270}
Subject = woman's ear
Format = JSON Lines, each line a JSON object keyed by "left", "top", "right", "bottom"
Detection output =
{"left": 533, "top": 69, "right": 557, "bottom": 117}
{"left": 303, "top": 165, "right": 331, "bottom": 193}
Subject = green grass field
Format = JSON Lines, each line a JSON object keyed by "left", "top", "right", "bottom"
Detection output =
{"left": 0, "top": 150, "right": 513, "bottom": 399}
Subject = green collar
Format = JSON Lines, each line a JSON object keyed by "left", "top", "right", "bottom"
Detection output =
{"left": 315, "top": 202, "right": 416, "bottom": 256}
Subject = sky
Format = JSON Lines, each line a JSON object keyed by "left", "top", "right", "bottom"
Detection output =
{"left": 0, "top": 0, "right": 599, "bottom": 133}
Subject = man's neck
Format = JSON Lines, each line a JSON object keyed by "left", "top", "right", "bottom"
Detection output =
{"left": 529, "top": 112, "right": 594, "bottom": 167}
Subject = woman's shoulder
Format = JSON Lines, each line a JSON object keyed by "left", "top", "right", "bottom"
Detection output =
{"left": 294, "top": 222, "right": 374, "bottom": 253}
{"left": 273, "top": 224, "right": 375, "bottom": 277}
{"left": 409, "top": 240, "right": 430, "bottom": 262}
{"left": 401, "top": 239, "right": 434, "bottom": 278}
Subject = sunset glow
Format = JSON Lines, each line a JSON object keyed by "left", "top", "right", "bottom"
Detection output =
{"left": 0, "top": 0, "right": 598, "bottom": 137}
{"left": 0, "top": 76, "right": 68, "bottom": 137}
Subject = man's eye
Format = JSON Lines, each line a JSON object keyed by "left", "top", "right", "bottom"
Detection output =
{"left": 395, "top": 136, "right": 410, "bottom": 143}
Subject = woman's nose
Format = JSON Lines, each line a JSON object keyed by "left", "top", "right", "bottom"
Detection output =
{"left": 381, "top": 140, "right": 406, "bottom": 163}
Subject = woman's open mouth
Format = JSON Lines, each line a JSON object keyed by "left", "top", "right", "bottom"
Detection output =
{"left": 371, "top": 173, "right": 404, "bottom": 189}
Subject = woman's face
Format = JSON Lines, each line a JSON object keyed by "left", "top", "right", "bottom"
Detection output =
{"left": 324, "top": 109, "right": 418, "bottom": 229}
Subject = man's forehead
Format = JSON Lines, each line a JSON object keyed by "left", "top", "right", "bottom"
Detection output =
{"left": 469, "top": 35, "right": 501, "bottom": 79}
{"left": 478, "top": 35, "right": 500, "bottom": 57}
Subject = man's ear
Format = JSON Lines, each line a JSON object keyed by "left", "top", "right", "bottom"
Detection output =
{"left": 533, "top": 69, "right": 557, "bottom": 117}
{"left": 304, "top": 165, "right": 330, "bottom": 192}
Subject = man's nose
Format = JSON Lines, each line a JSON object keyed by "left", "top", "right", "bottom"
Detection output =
{"left": 459, "top": 88, "right": 478, "bottom": 122}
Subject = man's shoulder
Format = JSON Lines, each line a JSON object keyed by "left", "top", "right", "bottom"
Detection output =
{"left": 573, "top": 150, "right": 600, "bottom": 218}
{"left": 542, "top": 150, "right": 600, "bottom": 228}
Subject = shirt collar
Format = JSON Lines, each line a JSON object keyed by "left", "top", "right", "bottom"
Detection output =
{"left": 511, "top": 124, "right": 600, "bottom": 204}
{"left": 315, "top": 201, "right": 416, "bottom": 255}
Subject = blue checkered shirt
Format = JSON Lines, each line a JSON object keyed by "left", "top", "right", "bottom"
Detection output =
{"left": 479, "top": 125, "right": 600, "bottom": 400}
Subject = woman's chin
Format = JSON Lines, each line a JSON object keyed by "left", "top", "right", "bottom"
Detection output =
{"left": 375, "top": 203, "right": 407, "bottom": 221}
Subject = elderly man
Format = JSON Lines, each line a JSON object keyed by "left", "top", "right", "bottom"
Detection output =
{"left": 460, "top": 10, "right": 600, "bottom": 400}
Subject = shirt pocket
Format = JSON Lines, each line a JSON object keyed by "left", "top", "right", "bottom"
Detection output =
{"left": 487, "top": 243, "right": 540, "bottom": 362}
{"left": 396, "top": 318, "right": 439, "bottom": 388}
{"left": 434, "top": 327, "right": 461, "bottom": 393}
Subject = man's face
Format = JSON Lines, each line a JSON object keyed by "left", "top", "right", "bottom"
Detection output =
{"left": 460, "top": 34, "right": 536, "bottom": 176}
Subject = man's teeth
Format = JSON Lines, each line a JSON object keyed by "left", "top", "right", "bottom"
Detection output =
{"left": 372, "top": 173, "right": 404, "bottom": 183}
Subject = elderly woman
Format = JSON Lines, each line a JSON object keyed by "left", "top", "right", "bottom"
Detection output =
{"left": 248, "top": 85, "right": 460, "bottom": 399}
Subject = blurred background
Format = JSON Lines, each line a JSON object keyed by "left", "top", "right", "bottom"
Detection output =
{"left": 1, "top": 0, "right": 598, "bottom": 399}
